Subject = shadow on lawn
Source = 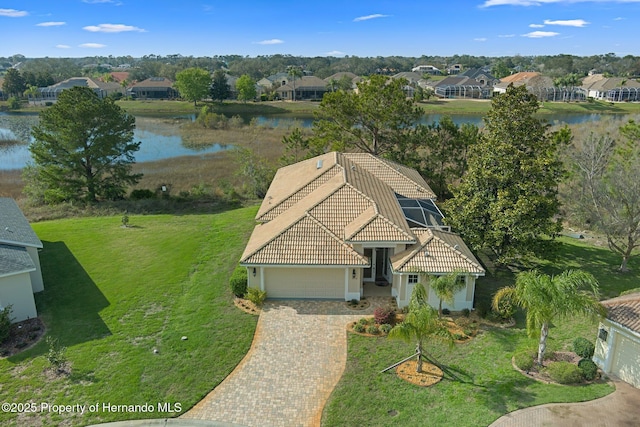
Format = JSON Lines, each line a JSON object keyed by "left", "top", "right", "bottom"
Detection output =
{"left": 10, "top": 241, "right": 111, "bottom": 362}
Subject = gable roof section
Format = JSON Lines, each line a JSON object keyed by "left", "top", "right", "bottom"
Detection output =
{"left": 391, "top": 228, "right": 484, "bottom": 274}
{"left": 0, "top": 244, "right": 36, "bottom": 278}
{"left": 0, "top": 198, "right": 43, "bottom": 248}
{"left": 500, "top": 72, "right": 539, "bottom": 83}
{"left": 602, "top": 293, "right": 640, "bottom": 334}
{"left": 342, "top": 153, "right": 435, "bottom": 199}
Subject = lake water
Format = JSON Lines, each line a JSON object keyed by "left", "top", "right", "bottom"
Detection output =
{"left": 0, "top": 111, "right": 633, "bottom": 171}
{"left": 0, "top": 114, "right": 233, "bottom": 170}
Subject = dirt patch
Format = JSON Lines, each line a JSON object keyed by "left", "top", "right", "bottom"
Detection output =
{"left": 344, "top": 299, "right": 370, "bottom": 310}
{"left": 0, "top": 318, "right": 46, "bottom": 358}
{"left": 396, "top": 359, "right": 443, "bottom": 387}
{"left": 234, "top": 297, "right": 261, "bottom": 315}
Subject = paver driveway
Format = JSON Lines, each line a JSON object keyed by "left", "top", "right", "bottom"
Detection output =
{"left": 182, "top": 299, "right": 392, "bottom": 427}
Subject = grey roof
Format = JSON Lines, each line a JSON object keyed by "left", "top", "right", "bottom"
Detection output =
{"left": 0, "top": 198, "right": 43, "bottom": 248}
{"left": 0, "top": 244, "right": 36, "bottom": 277}
{"left": 459, "top": 68, "right": 498, "bottom": 83}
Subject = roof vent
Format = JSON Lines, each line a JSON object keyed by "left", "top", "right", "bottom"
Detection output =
{"left": 423, "top": 250, "right": 429, "bottom": 257}
{"left": 453, "top": 244, "right": 459, "bottom": 250}
{"left": 316, "top": 159, "right": 323, "bottom": 169}
{"left": 351, "top": 165, "right": 356, "bottom": 170}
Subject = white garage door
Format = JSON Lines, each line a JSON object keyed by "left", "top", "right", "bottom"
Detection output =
{"left": 611, "top": 334, "right": 640, "bottom": 388}
{"left": 264, "top": 267, "right": 344, "bottom": 299}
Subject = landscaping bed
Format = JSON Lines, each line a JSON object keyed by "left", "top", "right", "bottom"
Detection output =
{"left": 0, "top": 318, "right": 45, "bottom": 358}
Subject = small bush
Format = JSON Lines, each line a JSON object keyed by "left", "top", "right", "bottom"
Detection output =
{"left": 379, "top": 324, "right": 392, "bottom": 334}
{"left": 514, "top": 350, "right": 535, "bottom": 371}
{"left": 246, "top": 287, "right": 267, "bottom": 306}
{"left": 545, "top": 361, "right": 583, "bottom": 384}
{"left": 461, "top": 308, "right": 470, "bottom": 317}
{"left": 46, "top": 336, "right": 67, "bottom": 373}
{"left": 442, "top": 308, "right": 451, "bottom": 315}
{"left": 475, "top": 301, "right": 490, "bottom": 318}
{"left": 374, "top": 306, "right": 395, "bottom": 325}
{"left": 7, "top": 97, "right": 21, "bottom": 110}
{"left": 353, "top": 323, "right": 366, "bottom": 333}
{"left": 573, "top": 337, "right": 595, "bottom": 359}
{"left": 366, "top": 325, "right": 379, "bottom": 335}
{"left": 578, "top": 358, "right": 598, "bottom": 381}
{"left": 130, "top": 189, "right": 156, "bottom": 200}
{"left": 357, "top": 317, "right": 369, "bottom": 326}
{"left": 229, "top": 265, "right": 248, "bottom": 297}
{"left": 45, "top": 101, "right": 53, "bottom": 106}
{"left": 0, "top": 305, "right": 13, "bottom": 344}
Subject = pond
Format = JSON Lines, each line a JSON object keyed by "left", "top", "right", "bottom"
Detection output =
{"left": 0, "top": 114, "right": 234, "bottom": 171}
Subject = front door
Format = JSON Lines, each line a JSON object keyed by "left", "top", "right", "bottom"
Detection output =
{"left": 363, "top": 248, "right": 374, "bottom": 282}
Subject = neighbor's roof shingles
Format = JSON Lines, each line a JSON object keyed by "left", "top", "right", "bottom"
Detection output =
{"left": 602, "top": 293, "right": 640, "bottom": 334}
{"left": 0, "top": 198, "right": 43, "bottom": 248}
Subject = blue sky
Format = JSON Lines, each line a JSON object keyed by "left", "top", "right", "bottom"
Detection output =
{"left": 1, "top": 0, "right": 638, "bottom": 58}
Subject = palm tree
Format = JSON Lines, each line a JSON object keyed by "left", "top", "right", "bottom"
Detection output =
{"left": 430, "top": 271, "right": 465, "bottom": 317}
{"left": 492, "top": 269, "right": 606, "bottom": 366}
{"left": 388, "top": 283, "right": 453, "bottom": 373}
{"left": 288, "top": 66, "right": 303, "bottom": 101}
{"left": 120, "top": 79, "right": 129, "bottom": 97}
{"left": 24, "top": 85, "right": 39, "bottom": 106}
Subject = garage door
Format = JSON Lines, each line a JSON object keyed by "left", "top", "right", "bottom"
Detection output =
{"left": 611, "top": 334, "right": 640, "bottom": 388}
{"left": 264, "top": 267, "right": 344, "bottom": 299}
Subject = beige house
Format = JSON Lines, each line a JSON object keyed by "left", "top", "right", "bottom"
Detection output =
{"left": 593, "top": 292, "right": 640, "bottom": 388}
{"left": 240, "top": 153, "right": 484, "bottom": 310}
{"left": 0, "top": 198, "right": 44, "bottom": 323}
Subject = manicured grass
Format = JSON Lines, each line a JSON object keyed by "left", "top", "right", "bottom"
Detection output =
{"left": 0, "top": 206, "right": 259, "bottom": 426}
{"left": 322, "top": 236, "right": 638, "bottom": 427}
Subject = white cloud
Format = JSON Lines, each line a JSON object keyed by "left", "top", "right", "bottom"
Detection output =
{"left": 325, "top": 50, "right": 346, "bottom": 56}
{"left": 0, "top": 8, "right": 28, "bottom": 17}
{"left": 544, "top": 19, "right": 589, "bottom": 27}
{"left": 353, "top": 14, "right": 390, "bottom": 22}
{"left": 529, "top": 23, "right": 545, "bottom": 28}
{"left": 522, "top": 31, "right": 560, "bottom": 37}
{"left": 79, "top": 43, "right": 106, "bottom": 48}
{"left": 474, "top": 37, "right": 488, "bottom": 41}
{"left": 614, "top": 17, "right": 625, "bottom": 20}
{"left": 36, "top": 21, "right": 66, "bottom": 27}
{"left": 498, "top": 34, "right": 516, "bottom": 37}
{"left": 255, "top": 39, "right": 284, "bottom": 45}
{"left": 482, "top": 0, "right": 640, "bottom": 6}
{"left": 56, "top": 44, "right": 71, "bottom": 49}
{"left": 83, "top": 23, "right": 146, "bottom": 33}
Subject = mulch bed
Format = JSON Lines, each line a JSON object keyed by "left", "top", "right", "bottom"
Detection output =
{"left": 396, "top": 360, "right": 443, "bottom": 387}
{"left": 512, "top": 351, "right": 595, "bottom": 384}
{"left": 0, "top": 317, "right": 46, "bottom": 358}
{"left": 234, "top": 297, "right": 261, "bottom": 315}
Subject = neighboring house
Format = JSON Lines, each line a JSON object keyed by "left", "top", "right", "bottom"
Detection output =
{"left": 0, "top": 198, "right": 44, "bottom": 323}
{"left": 427, "top": 76, "right": 492, "bottom": 99}
{"left": 593, "top": 292, "right": 640, "bottom": 388}
{"left": 411, "top": 65, "right": 442, "bottom": 75}
{"left": 495, "top": 73, "right": 585, "bottom": 101}
{"left": 391, "top": 72, "right": 425, "bottom": 86}
{"left": 581, "top": 77, "right": 640, "bottom": 102}
{"left": 447, "top": 64, "right": 463, "bottom": 75}
{"left": 240, "top": 152, "right": 485, "bottom": 310}
{"left": 324, "top": 72, "right": 362, "bottom": 90}
{"left": 493, "top": 72, "right": 541, "bottom": 94}
{"left": 258, "top": 72, "right": 290, "bottom": 89}
{"left": 109, "top": 71, "right": 131, "bottom": 83}
{"left": 39, "top": 77, "right": 122, "bottom": 101}
{"left": 459, "top": 68, "right": 499, "bottom": 86}
{"left": 276, "top": 76, "right": 328, "bottom": 101}
{"left": 129, "top": 77, "right": 177, "bottom": 100}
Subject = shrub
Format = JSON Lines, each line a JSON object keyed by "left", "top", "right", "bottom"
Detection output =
{"left": 379, "top": 324, "right": 392, "bottom": 334}
{"left": 46, "top": 336, "right": 67, "bottom": 373}
{"left": 475, "top": 301, "right": 490, "bottom": 318}
{"left": 0, "top": 305, "right": 12, "bottom": 344}
{"left": 366, "top": 324, "right": 379, "bottom": 335}
{"left": 442, "top": 308, "right": 451, "bottom": 315}
{"left": 573, "top": 337, "right": 595, "bottom": 359}
{"left": 578, "top": 358, "right": 598, "bottom": 380}
{"left": 130, "top": 189, "right": 156, "bottom": 200}
{"left": 45, "top": 101, "right": 53, "bottom": 106}
{"left": 357, "top": 317, "right": 368, "bottom": 326}
{"left": 7, "top": 97, "right": 21, "bottom": 110}
{"left": 229, "top": 265, "right": 248, "bottom": 297}
{"left": 545, "top": 361, "right": 583, "bottom": 384}
{"left": 353, "top": 323, "right": 366, "bottom": 333}
{"left": 514, "top": 350, "right": 535, "bottom": 371}
{"left": 246, "top": 287, "right": 267, "bottom": 307}
{"left": 461, "top": 308, "right": 470, "bottom": 317}
{"left": 374, "top": 306, "right": 395, "bottom": 325}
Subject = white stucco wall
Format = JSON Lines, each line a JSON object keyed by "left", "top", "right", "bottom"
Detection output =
{"left": 26, "top": 246, "right": 44, "bottom": 293}
{"left": 0, "top": 272, "right": 38, "bottom": 323}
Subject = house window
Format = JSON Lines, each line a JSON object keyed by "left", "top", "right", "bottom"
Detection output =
{"left": 598, "top": 328, "right": 608, "bottom": 342}
{"left": 408, "top": 274, "right": 419, "bottom": 284}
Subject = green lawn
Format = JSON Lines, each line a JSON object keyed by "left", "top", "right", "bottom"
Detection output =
{"left": 322, "top": 236, "right": 638, "bottom": 427}
{"left": 0, "top": 206, "right": 259, "bottom": 426}
{"left": 419, "top": 99, "right": 640, "bottom": 116}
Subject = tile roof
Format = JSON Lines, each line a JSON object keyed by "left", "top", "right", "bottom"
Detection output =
{"left": 602, "top": 293, "right": 640, "bottom": 334}
{"left": 131, "top": 77, "right": 174, "bottom": 88}
{"left": 500, "top": 72, "right": 540, "bottom": 83}
{"left": 0, "top": 198, "right": 43, "bottom": 248}
{"left": 391, "top": 228, "right": 485, "bottom": 274}
{"left": 0, "top": 244, "right": 35, "bottom": 277}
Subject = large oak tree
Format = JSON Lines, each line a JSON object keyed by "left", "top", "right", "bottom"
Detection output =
{"left": 445, "top": 84, "right": 564, "bottom": 264}
{"left": 174, "top": 67, "right": 212, "bottom": 107}
{"left": 27, "top": 86, "right": 141, "bottom": 203}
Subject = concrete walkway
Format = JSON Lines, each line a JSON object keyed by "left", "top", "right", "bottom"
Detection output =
{"left": 181, "top": 298, "right": 393, "bottom": 427}
{"left": 489, "top": 379, "right": 640, "bottom": 427}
